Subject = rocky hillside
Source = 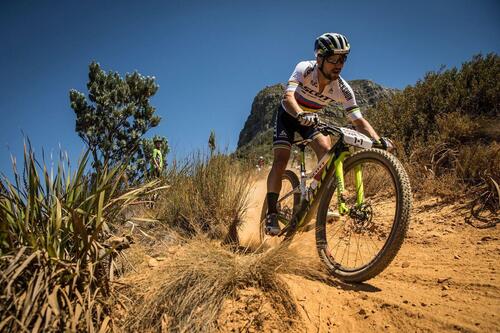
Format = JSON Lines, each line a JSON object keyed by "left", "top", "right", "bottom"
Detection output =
{"left": 236, "top": 80, "right": 397, "bottom": 158}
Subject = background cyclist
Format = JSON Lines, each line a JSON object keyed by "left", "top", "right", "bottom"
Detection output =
{"left": 151, "top": 138, "right": 164, "bottom": 178}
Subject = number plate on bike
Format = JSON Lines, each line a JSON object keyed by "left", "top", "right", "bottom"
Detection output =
{"left": 340, "top": 128, "right": 373, "bottom": 149}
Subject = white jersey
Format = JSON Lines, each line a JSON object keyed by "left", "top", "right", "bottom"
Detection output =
{"left": 283, "top": 60, "right": 363, "bottom": 121}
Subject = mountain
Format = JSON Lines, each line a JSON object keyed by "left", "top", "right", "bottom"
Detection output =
{"left": 236, "top": 80, "right": 397, "bottom": 158}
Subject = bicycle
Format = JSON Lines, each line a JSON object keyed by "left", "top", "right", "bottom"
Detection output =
{"left": 260, "top": 122, "right": 412, "bottom": 282}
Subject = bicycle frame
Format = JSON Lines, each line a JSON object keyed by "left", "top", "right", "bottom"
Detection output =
{"left": 278, "top": 137, "right": 365, "bottom": 233}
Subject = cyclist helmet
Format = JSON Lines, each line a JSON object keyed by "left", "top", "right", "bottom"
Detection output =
{"left": 314, "top": 33, "right": 350, "bottom": 57}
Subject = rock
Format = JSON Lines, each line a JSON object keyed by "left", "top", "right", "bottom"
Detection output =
{"left": 442, "top": 285, "right": 449, "bottom": 290}
{"left": 148, "top": 258, "right": 159, "bottom": 267}
{"left": 358, "top": 309, "right": 367, "bottom": 316}
{"left": 454, "top": 254, "right": 461, "bottom": 260}
{"left": 420, "top": 302, "right": 428, "bottom": 307}
{"left": 104, "top": 235, "right": 133, "bottom": 250}
{"left": 156, "top": 257, "right": 167, "bottom": 261}
{"left": 437, "top": 277, "right": 451, "bottom": 283}
{"left": 361, "top": 294, "right": 368, "bottom": 300}
{"left": 236, "top": 80, "right": 396, "bottom": 155}
{"left": 402, "top": 261, "right": 411, "bottom": 268}
{"left": 403, "top": 300, "right": 409, "bottom": 304}
{"left": 429, "top": 231, "right": 441, "bottom": 238}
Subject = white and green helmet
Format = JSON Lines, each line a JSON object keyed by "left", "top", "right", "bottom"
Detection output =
{"left": 314, "top": 33, "right": 350, "bottom": 57}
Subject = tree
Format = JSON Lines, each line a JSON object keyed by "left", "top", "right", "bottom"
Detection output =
{"left": 208, "top": 130, "right": 216, "bottom": 156}
{"left": 69, "top": 62, "right": 160, "bottom": 171}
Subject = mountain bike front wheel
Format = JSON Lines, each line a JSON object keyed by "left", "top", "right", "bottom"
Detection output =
{"left": 316, "top": 148, "right": 412, "bottom": 282}
{"left": 260, "top": 170, "right": 300, "bottom": 247}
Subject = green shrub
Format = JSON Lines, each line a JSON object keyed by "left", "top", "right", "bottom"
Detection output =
{"left": 366, "top": 53, "right": 499, "bottom": 209}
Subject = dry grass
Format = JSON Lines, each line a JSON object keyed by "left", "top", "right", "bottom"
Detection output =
{"left": 0, "top": 248, "right": 111, "bottom": 333}
{"left": 117, "top": 237, "right": 327, "bottom": 333}
{"left": 152, "top": 153, "right": 253, "bottom": 244}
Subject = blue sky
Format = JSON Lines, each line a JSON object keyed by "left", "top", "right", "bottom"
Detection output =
{"left": 1, "top": 0, "right": 499, "bottom": 177}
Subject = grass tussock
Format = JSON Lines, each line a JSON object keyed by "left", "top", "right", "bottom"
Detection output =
{"left": 0, "top": 144, "right": 156, "bottom": 332}
{"left": 120, "top": 237, "right": 326, "bottom": 333}
{"left": 152, "top": 153, "right": 253, "bottom": 243}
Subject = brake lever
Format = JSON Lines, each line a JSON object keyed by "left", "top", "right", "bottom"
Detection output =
{"left": 372, "top": 137, "right": 397, "bottom": 154}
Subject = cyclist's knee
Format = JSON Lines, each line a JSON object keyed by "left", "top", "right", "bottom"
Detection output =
{"left": 312, "top": 136, "right": 331, "bottom": 158}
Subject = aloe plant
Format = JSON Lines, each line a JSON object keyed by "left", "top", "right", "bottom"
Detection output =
{"left": 0, "top": 143, "right": 158, "bottom": 332}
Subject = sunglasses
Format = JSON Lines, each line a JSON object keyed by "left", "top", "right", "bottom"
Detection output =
{"left": 324, "top": 54, "right": 348, "bottom": 65}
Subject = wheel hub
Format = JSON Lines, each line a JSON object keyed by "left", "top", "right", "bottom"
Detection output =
{"left": 349, "top": 203, "right": 374, "bottom": 232}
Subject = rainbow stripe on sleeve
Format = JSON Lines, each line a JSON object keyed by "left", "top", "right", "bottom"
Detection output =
{"left": 295, "top": 92, "right": 323, "bottom": 112}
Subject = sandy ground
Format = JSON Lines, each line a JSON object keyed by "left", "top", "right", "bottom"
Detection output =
{"left": 236, "top": 173, "right": 500, "bottom": 333}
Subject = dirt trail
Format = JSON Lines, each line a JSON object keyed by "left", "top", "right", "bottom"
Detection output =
{"left": 238, "top": 172, "right": 500, "bottom": 333}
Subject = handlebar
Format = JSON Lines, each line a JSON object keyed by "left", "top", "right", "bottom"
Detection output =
{"left": 314, "top": 120, "right": 343, "bottom": 136}
{"left": 305, "top": 120, "right": 394, "bottom": 151}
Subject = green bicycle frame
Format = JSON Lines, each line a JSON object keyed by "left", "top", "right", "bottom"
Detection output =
{"left": 294, "top": 142, "right": 365, "bottom": 229}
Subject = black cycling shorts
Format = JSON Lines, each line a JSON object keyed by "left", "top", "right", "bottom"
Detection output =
{"left": 272, "top": 105, "right": 321, "bottom": 150}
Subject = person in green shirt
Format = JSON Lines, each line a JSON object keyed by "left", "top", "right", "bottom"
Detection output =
{"left": 151, "top": 138, "right": 164, "bottom": 178}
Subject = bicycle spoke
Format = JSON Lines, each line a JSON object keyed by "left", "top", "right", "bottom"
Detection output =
{"left": 260, "top": 170, "right": 302, "bottom": 249}
{"left": 327, "top": 220, "right": 349, "bottom": 260}
{"left": 345, "top": 229, "right": 353, "bottom": 267}
{"left": 365, "top": 231, "right": 377, "bottom": 256}
{"left": 277, "top": 188, "right": 299, "bottom": 204}
{"left": 327, "top": 218, "right": 347, "bottom": 244}
{"left": 354, "top": 226, "right": 363, "bottom": 267}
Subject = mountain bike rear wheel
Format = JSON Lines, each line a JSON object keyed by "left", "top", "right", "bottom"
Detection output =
{"left": 316, "top": 149, "right": 412, "bottom": 282}
{"left": 260, "top": 170, "right": 300, "bottom": 247}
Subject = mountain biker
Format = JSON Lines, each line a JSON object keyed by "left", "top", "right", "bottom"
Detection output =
{"left": 151, "top": 138, "right": 164, "bottom": 178}
{"left": 265, "top": 32, "right": 391, "bottom": 236}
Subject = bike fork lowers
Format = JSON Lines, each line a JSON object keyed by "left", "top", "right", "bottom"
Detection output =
{"left": 334, "top": 151, "right": 365, "bottom": 215}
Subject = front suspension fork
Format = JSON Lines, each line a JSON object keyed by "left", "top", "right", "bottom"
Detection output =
{"left": 334, "top": 152, "right": 364, "bottom": 215}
